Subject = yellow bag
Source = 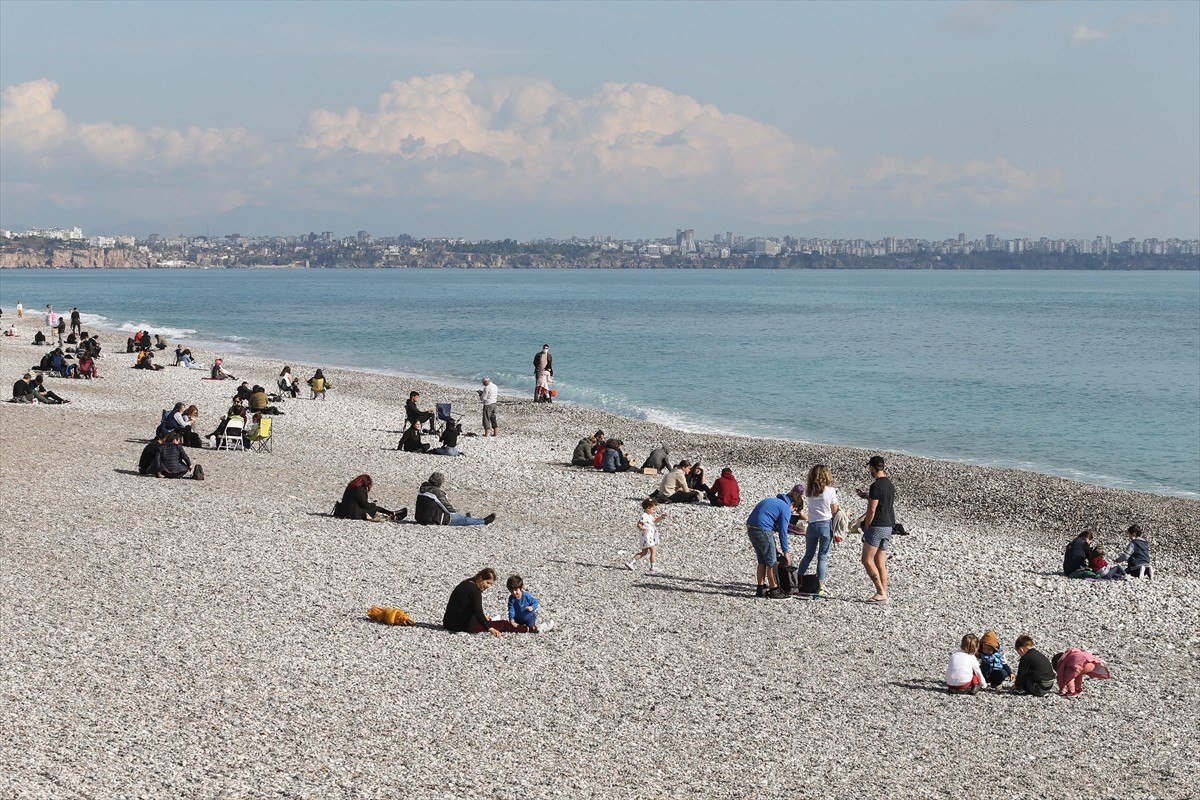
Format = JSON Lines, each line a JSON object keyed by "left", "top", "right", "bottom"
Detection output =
{"left": 367, "top": 606, "right": 415, "bottom": 626}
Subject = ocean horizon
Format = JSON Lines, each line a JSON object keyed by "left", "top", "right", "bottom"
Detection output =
{"left": 3, "top": 267, "right": 1197, "bottom": 498}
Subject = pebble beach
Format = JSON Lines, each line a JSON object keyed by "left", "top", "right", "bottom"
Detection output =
{"left": 2, "top": 312, "right": 1198, "bottom": 799}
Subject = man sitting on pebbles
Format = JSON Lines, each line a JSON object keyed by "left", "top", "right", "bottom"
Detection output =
{"left": 415, "top": 472, "right": 495, "bottom": 526}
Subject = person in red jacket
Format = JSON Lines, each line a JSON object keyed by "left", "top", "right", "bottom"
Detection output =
{"left": 707, "top": 467, "right": 740, "bottom": 507}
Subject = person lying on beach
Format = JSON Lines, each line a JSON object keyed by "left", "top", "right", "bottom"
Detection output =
{"left": 1114, "top": 524, "right": 1153, "bottom": 578}
{"left": 651, "top": 461, "right": 700, "bottom": 502}
{"left": 1012, "top": 635, "right": 1056, "bottom": 697}
{"left": 332, "top": 474, "right": 407, "bottom": 521}
{"left": 1062, "top": 528, "right": 1096, "bottom": 577}
{"left": 211, "top": 359, "right": 236, "bottom": 381}
{"left": 707, "top": 467, "right": 740, "bottom": 507}
{"left": 945, "top": 634, "right": 986, "bottom": 695}
{"left": 641, "top": 446, "right": 671, "bottom": 473}
{"left": 399, "top": 421, "right": 432, "bottom": 453}
{"left": 976, "top": 630, "right": 1013, "bottom": 688}
{"left": 405, "top": 391, "right": 436, "bottom": 430}
{"left": 443, "top": 568, "right": 533, "bottom": 637}
{"left": 415, "top": 472, "right": 495, "bottom": 526}
{"left": 1053, "top": 648, "right": 1112, "bottom": 697}
{"left": 139, "top": 431, "right": 170, "bottom": 476}
{"left": 572, "top": 431, "right": 605, "bottom": 466}
{"left": 600, "top": 439, "right": 632, "bottom": 473}
{"left": 154, "top": 433, "right": 195, "bottom": 479}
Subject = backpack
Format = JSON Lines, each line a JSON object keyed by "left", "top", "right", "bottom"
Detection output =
{"left": 192, "top": 464, "right": 205, "bottom": 481}
{"left": 799, "top": 574, "right": 821, "bottom": 594}
{"left": 775, "top": 557, "right": 796, "bottom": 594}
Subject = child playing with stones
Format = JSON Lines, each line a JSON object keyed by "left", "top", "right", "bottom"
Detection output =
{"left": 626, "top": 498, "right": 666, "bottom": 574}
{"left": 1012, "top": 635, "right": 1056, "bottom": 697}
{"left": 1088, "top": 546, "right": 1126, "bottom": 580}
{"left": 506, "top": 575, "right": 554, "bottom": 633}
{"left": 945, "top": 633, "right": 986, "bottom": 695}
{"left": 976, "top": 630, "right": 1013, "bottom": 687}
{"left": 1114, "top": 524, "right": 1153, "bottom": 578}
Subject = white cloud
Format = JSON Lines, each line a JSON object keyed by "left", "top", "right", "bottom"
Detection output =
{"left": 1070, "top": 24, "right": 1110, "bottom": 44}
{"left": 1, "top": 73, "right": 1071, "bottom": 233}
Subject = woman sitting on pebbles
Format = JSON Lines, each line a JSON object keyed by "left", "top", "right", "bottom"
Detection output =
{"left": 333, "top": 474, "right": 408, "bottom": 521}
{"left": 442, "top": 567, "right": 537, "bottom": 637}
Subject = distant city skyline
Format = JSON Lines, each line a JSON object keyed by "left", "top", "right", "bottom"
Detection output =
{"left": 1, "top": 1, "right": 1197, "bottom": 239}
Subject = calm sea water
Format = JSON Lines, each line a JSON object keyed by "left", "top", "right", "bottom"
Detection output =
{"left": 3, "top": 268, "right": 1197, "bottom": 497}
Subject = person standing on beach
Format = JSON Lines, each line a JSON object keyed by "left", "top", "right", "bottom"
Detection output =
{"left": 479, "top": 377, "right": 499, "bottom": 436}
{"left": 69, "top": 307, "right": 81, "bottom": 336}
{"left": 533, "top": 344, "right": 553, "bottom": 402}
{"left": 16, "top": 301, "right": 22, "bottom": 318}
{"left": 856, "top": 455, "right": 896, "bottom": 603}
{"left": 56, "top": 315, "right": 66, "bottom": 346}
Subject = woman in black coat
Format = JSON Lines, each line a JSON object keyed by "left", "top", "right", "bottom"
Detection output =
{"left": 333, "top": 474, "right": 407, "bottom": 521}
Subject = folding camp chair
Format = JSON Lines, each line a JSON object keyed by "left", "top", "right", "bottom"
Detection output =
{"left": 248, "top": 416, "right": 273, "bottom": 453}
{"left": 217, "top": 417, "right": 245, "bottom": 452}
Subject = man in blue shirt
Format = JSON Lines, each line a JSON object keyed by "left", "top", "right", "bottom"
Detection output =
{"left": 745, "top": 488, "right": 805, "bottom": 599}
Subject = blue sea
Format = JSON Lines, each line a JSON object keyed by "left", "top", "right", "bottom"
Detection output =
{"left": 3, "top": 268, "right": 1198, "bottom": 498}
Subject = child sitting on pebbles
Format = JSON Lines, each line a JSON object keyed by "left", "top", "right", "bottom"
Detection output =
{"left": 976, "top": 631, "right": 1013, "bottom": 688}
{"left": 506, "top": 574, "right": 554, "bottom": 633}
{"left": 1114, "top": 524, "right": 1153, "bottom": 578}
{"left": 945, "top": 634, "right": 986, "bottom": 695}
{"left": 626, "top": 498, "right": 666, "bottom": 574}
{"left": 1088, "top": 546, "right": 1126, "bottom": 580}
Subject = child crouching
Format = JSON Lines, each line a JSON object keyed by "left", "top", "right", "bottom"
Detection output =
{"left": 506, "top": 575, "right": 555, "bottom": 633}
{"left": 1013, "top": 635, "right": 1056, "bottom": 697}
{"left": 977, "top": 630, "right": 1013, "bottom": 688}
{"left": 945, "top": 634, "right": 986, "bottom": 695}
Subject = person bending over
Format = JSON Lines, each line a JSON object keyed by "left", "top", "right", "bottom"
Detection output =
{"left": 443, "top": 568, "right": 533, "bottom": 637}
{"left": 333, "top": 474, "right": 407, "bottom": 521}
{"left": 744, "top": 488, "right": 805, "bottom": 598}
{"left": 416, "top": 472, "right": 495, "bottom": 526}
{"left": 641, "top": 446, "right": 671, "bottom": 473}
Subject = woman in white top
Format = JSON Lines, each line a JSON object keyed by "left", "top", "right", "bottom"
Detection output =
{"left": 796, "top": 464, "right": 840, "bottom": 595}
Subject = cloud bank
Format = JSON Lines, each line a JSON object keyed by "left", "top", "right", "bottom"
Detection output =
{"left": 0, "top": 72, "right": 1155, "bottom": 237}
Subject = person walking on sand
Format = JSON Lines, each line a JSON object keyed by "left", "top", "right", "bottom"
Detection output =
{"left": 533, "top": 344, "right": 553, "bottom": 403}
{"left": 479, "top": 377, "right": 499, "bottom": 436}
{"left": 856, "top": 455, "right": 896, "bottom": 603}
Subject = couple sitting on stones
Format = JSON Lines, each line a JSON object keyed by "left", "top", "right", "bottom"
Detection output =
{"left": 333, "top": 472, "right": 495, "bottom": 526}
{"left": 649, "top": 460, "right": 740, "bottom": 507}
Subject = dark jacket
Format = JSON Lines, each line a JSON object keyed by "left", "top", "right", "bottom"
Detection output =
{"left": 600, "top": 447, "right": 624, "bottom": 473}
{"left": 139, "top": 441, "right": 161, "bottom": 475}
{"left": 154, "top": 443, "right": 191, "bottom": 476}
{"left": 12, "top": 378, "right": 35, "bottom": 399}
{"left": 334, "top": 486, "right": 387, "bottom": 521}
{"left": 418, "top": 481, "right": 455, "bottom": 513}
{"left": 572, "top": 438, "right": 594, "bottom": 466}
{"left": 400, "top": 427, "right": 429, "bottom": 453}
{"left": 442, "top": 579, "right": 490, "bottom": 632}
{"left": 1015, "top": 648, "right": 1056, "bottom": 696}
{"left": 1063, "top": 536, "right": 1093, "bottom": 575}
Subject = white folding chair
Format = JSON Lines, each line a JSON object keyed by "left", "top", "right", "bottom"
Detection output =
{"left": 217, "top": 417, "right": 245, "bottom": 451}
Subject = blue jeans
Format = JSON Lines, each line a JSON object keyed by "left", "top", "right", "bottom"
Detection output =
{"left": 449, "top": 513, "right": 486, "bottom": 526}
{"left": 747, "top": 526, "right": 777, "bottom": 566}
{"left": 797, "top": 519, "right": 832, "bottom": 582}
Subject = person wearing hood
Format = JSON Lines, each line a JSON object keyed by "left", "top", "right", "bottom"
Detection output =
{"left": 976, "top": 630, "right": 1013, "bottom": 688}
{"left": 708, "top": 467, "right": 740, "bottom": 507}
{"left": 416, "top": 472, "right": 495, "bottom": 526}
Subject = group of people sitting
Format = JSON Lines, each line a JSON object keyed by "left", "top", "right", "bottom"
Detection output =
{"left": 332, "top": 472, "right": 495, "bottom": 526}
{"left": 570, "top": 432, "right": 741, "bottom": 507}
{"left": 442, "top": 568, "right": 554, "bottom": 636}
{"left": 9, "top": 372, "right": 70, "bottom": 404}
{"left": 1062, "top": 525, "right": 1153, "bottom": 579}
{"left": 398, "top": 390, "right": 463, "bottom": 455}
{"left": 138, "top": 429, "right": 204, "bottom": 479}
{"left": 126, "top": 330, "right": 169, "bottom": 353}
{"left": 945, "top": 631, "right": 1110, "bottom": 698}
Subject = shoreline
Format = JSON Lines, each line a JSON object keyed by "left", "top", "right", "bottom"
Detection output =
{"left": 7, "top": 302, "right": 1197, "bottom": 501}
{"left": 3, "top": 308, "right": 1198, "bottom": 797}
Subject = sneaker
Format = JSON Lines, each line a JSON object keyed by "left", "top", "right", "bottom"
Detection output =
{"left": 767, "top": 587, "right": 787, "bottom": 599}
{"left": 649, "top": 565, "right": 661, "bottom": 575}
{"left": 537, "top": 619, "right": 556, "bottom": 633}
{"left": 816, "top": 588, "right": 829, "bottom": 598}
{"left": 755, "top": 584, "right": 766, "bottom": 598}
{"left": 394, "top": 507, "right": 408, "bottom": 521}
{"left": 624, "top": 561, "right": 636, "bottom": 571}
{"left": 483, "top": 513, "right": 496, "bottom": 525}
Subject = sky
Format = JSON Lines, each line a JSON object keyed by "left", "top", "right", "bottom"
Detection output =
{"left": 1, "top": 0, "right": 1197, "bottom": 240}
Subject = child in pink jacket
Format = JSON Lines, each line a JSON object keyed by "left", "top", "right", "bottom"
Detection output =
{"left": 1052, "top": 648, "right": 1112, "bottom": 697}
